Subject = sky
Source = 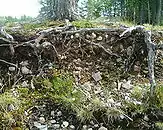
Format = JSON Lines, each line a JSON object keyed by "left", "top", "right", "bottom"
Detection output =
{"left": 0, "top": 0, "right": 40, "bottom": 17}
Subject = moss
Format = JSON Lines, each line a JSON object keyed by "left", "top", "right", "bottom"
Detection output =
{"left": 0, "top": 92, "right": 25, "bottom": 129}
{"left": 156, "top": 122, "right": 163, "bottom": 130}
{"left": 72, "top": 20, "right": 95, "bottom": 28}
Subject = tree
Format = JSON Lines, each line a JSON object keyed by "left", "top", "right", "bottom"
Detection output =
{"left": 39, "top": 0, "right": 79, "bottom": 21}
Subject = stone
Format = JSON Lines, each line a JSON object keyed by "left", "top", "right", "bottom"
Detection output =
{"left": 34, "top": 122, "right": 47, "bottom": 130}
{"left": 7, "top": 104, "right": 15, "bottom": 111}
{"left": 69, "top": 125, "right": 75, "bottom": 129}
{"left": 51, "top": 111, "right": 55, "bottom": 117}
{"left": 88, "top": 128, "right": 93, "bottom": 130}
{"left": 61, "top": 121, "right": 69, "bottom": 128}
{"left": 22, "top": 81, "right": 28, "bottom": 87}
{"left": 39, "top": 117, "right": 45, "bottom": 124}
{"left": 50, "top": 120, "right": 56, "bottom": 124}
{"left": 91, "top": 32, "right": 96, "bottom": 39}
{"left": 122, "top": 80, "right": 133, "bottom": 89}
{"left": 9, "top": 67, "right": 16, "bottom": 72}
{"left": 92, "top": 71, "right": 102, "bottom": 82}
{"left": 94, "top": 124, "right": 99, "bottom": 127}
{"left": 53, "top": 124, "right": 60, "bottom": 129}
{"left": 75, "top": 33, "right": 80, "bottom": 38}
{"left": 21, "top": 66, "right": 32, "bottom": 74}
{"left": 98, "top": 126, "right": 108, "bottom": 130}
{"left": 97, "top": 36, "right": 103, "bottom": 41}
{"left": 57, "top": 111, "right": 62, "bottom": 116}
{"left": 116, "top": 58, "right": 122, "bottom": 62}
{"left": 82, "top": 125, "right": 87, "bottom": 130}
{"left": 144, "top": 115, "right": 149, "bottom": 121}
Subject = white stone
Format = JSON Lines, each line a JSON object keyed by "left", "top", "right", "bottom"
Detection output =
{"left": 39, "top": 117, "right": 45, "bottom": 124}
{"left": 69, "top": 125, "right": 75, "bottom": 129}
{"left": 57, "top": 111, "right": 62, "bottom": 116}
{"left": 97, "top": 36, "right": 103, "bottom": 41}
{"left": 92, "top": 71, "right": 102, "bottom": 82}
{"left": 9, "top": 67, "right": 16, "bottom": 72}
{"left": 21, "top": 66, "right": 32, "bottom": 74}
{"left": 94, "top": 124, "right": 99, "bottom": 127}
{"left": 98, "top": 126, "right": 108, "bottom": 130}
{"left": 53, "top": 124, "right": 60, "bottom": 129}
{"left": 62, "top": 121, "right": 69, "bottom": 128}
{"left": 51, "top": 111, "right": 55, "bottom": 117}
{"left": 50, "top": 120, "right": 56, "bottom": 124}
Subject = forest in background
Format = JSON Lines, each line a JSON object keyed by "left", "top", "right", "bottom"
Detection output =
{"left": 0, "top": 0, "right": 163, "bottom": 26}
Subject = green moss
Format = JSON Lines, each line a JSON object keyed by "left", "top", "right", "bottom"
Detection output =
{"left": 0, "top": 92, "right": 25, "bottom": 129}
{"left": 156, "top": 122, "right": 163, "bottom": 130}
{"left": 72, "top": 20, "right": 95, "bottom": 28}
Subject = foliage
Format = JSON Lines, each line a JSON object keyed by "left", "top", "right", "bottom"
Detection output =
{"left": 0, "top": 92, "right": 25, "bottom": 129}
{"left": 72, "top": 20, "right": 95, "bottom": 28}
{"left": 0, "top": 15, "right": 34, "bottom": 26}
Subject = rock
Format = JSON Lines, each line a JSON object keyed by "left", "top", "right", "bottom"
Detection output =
{"left": 98, "top": 126, "right": 108, "bottom": 130}
{"left": 20, "top": 60, "right": 29, "bottom": 66}
{"left": 39, "top": 117, "right": 45, "bottom": 124}
{"left": 22, "top": 81, "right": 28, "bottom": 87}
{"left": 51, "top": 111, "right": 55, "bottom": 117}
{"left": 42, "top": 42, "right": 52, "bottom": 48}
{"left": 97, "top": 36, "right": 103, "bottom": 41}
{"left": 34, "top": 122, "right": 47, "bottom": 130}
{"left": 83, "top": 82, "right": 92, "bottom": 91}
{"left": 107, "top": 98, "right": 115, "bottom": 104}
{"left": 57, "top": 111, "right": 62, "bottom": 116}
{"left": 61, "top": 121, "right": 69, "bottom": 128}
{"left": 71, "top": 35, "right": 74, "bottom": 39}
{"left": 116, "top": 58, "right": 122, "bottom": 62}
{"left": 69, "top": 125, "right": 75, "bottom": 129}
{"left": 144, "top": 115, "right": 149, "bottom": 121}
{"left": 7, "top": 104, "right": 15, "bottom": 111}
{"left": 82, "top": 125, "right": 87, "bottom": 130}
{"left": 120, "top": 114, "right": 125, "bottom": 119}
{"left": 21, "top": 66, "right": 32, "bottom": 74}
{"left": 50, "top": 120, "right": 56, "bottom": 124}
{"left": 91, "top": 32, "right": 96, "bottom": 39}
{"left": 122, "top": 80, "right": 133, "bottom": 89}
{"left": 53, "top": 124, "right": 60, "bottom": 129}
{"left": 127, "top": 46, "right": 132, "bottom": 56}
{"left": 88, "top": 128, "right": 93, "bottom": 130}
{"left": 94, "top": 124, "right": 99, "bottom": 128}
{"left": 75, "top": 33, "right": 80, "bottom": 38}
{"left": 92, "top": 71, "right": 102, "bottom": 82}
{"left": 9, "top": 67, "right": 16, "bottom": 72}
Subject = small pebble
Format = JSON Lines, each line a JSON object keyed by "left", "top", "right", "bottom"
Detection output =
{"left": 50, "top": 120, "right": 56, "bottom": 124}
{"left": 57, "top": 111, "right": 62, "bottom": 116}
{"left": 9, "top": 67, "right": 16, "bottom": 72}
{"left": 94, "top": 124, "right": 99, "bottom": 127}
{"left": 39, "top": 117, "right": 45, "bottom": 124}
{"left": 98, "top": 126, "right": 108, "bottom": 130}
{"left": 51, "top": 111, "right": 55, "bottom": 117}
{"left": 69, "top": 125, "right": 75, "bottom": 129}
{"left": 82, "top": 125, "right": 87, "bottom": 129}
{"left": 62, "top": 121, "right": 69, "bottom": 128}
{"left": 53, "top": 124, "right": 60, "bottom": 129}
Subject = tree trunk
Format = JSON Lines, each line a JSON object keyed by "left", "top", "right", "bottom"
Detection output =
{"left": 54, "top": 0, "right": 78, "bottom": 20}
{"left": 155, "top": 0, "right": 161, "bottom": 25}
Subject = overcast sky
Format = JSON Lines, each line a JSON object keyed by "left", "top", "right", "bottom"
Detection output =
{"left": 0, "top": 0, "right": 40, "bottom": 17}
